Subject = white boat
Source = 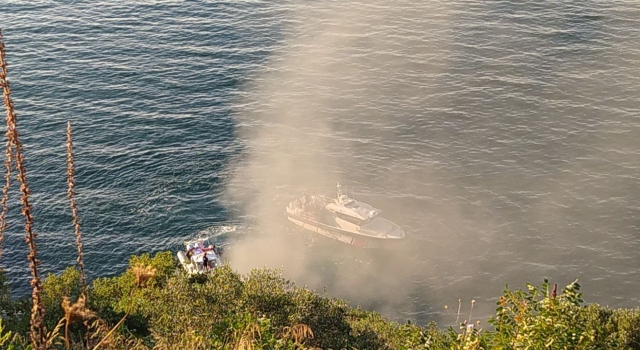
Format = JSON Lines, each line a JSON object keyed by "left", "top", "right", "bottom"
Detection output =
{"left": 285, "top": 183, "right": 405, "bottom": 248}
{"left": 176, "top": 235, "right": 223, "bottom": 274}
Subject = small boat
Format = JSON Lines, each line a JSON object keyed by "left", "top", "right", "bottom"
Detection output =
{"left": 177, "top": 235, "right": 223, "bottom": 274}
{"left": 285, "top": 183, "right": 405, "bottom": 248}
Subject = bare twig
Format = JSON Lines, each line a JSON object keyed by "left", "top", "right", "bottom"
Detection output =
{"left": 468, "top": 299, "right": 476, "bottom": 324}
{"left": 455, "top": 298, "right": 461, "bottom": 324}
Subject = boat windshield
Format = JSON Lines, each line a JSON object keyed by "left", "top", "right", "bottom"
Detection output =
{"left": 200, "top": 238, "right": 212, "bottom": 248}
{"left": 343, "top": 201, "right": 357, "bottom": 208}
{"left": 339, "top": 195, "right": 356, "bottom": 206}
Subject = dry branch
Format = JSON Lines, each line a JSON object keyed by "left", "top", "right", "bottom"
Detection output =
{"left": 67, "top": 121, "right": 87, "bottom": 297}
{"left": 0, "top": 28, "right": 46, "bottom": 349}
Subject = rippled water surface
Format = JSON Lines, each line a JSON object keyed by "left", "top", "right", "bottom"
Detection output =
{"left": 2, "top": 0, "right": 640, "bottom": 323}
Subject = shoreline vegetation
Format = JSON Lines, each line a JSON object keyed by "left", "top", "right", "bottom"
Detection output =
{"left": 1, "top": 29, "right": 640, "bottom": 350}
{"left": 1, "top": 256, "right": 640, "bottom": 349}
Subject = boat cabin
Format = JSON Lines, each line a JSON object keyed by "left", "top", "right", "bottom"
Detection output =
{"left": 325, "top": 185, "right": 382, "bottom": 226}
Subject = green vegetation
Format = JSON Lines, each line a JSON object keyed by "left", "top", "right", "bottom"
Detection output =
{"left": 1, "top": 251, "right": 640, "bottom": 349}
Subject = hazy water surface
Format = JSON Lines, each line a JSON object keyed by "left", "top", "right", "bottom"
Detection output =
{"left": 1, "top": 0, "right": 640, "bottom": 324}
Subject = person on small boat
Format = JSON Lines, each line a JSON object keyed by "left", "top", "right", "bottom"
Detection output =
{"left": 186, "top": 244, "right": 195, "bottom": 259}
{"left": 202, "top": 253, "right": 209, "bottom": 271}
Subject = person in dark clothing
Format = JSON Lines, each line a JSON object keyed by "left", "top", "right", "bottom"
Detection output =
{"left": 202, "top": 253, "right": 209, "bottom": 271}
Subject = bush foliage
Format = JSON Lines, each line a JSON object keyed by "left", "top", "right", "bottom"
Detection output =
{"left": 1, "top": 252, "right": 640, "bottom": 349}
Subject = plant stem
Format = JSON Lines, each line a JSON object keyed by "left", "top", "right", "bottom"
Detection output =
{"left": 0, "top": 28, "right": 45, "bottom": 349}
{"left": 92, "top": 289, "right": 135, "bottom": 350}
{"left": 0, "top": 113, "right": 12, "bottom": 257}
{"left": 92, "top": 310, "right": 130, "bottom": 350}
{"left": 65, "top": 319, "right": 70, "bottom": 350}
{"left": 67, "top": 121, "right": 87, "bottom": 298}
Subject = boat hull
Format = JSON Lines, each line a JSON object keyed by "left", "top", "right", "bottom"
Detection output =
{"left": 286, "top": 212, "right": 398, "bottom": 248}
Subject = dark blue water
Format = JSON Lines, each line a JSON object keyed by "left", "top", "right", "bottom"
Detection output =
{"left": 2, "top": 0, "right": 640, "bottom": 324}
